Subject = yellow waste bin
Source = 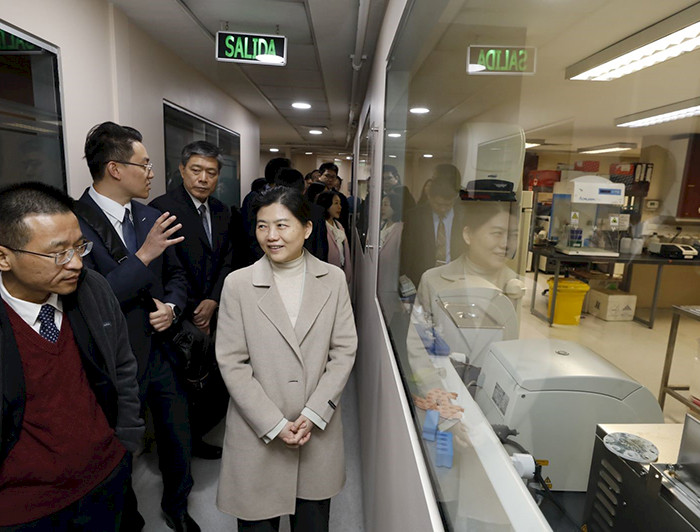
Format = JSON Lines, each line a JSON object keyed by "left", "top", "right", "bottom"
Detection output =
{"left": 546, "top": 278, "right": 590, "bottom": 325}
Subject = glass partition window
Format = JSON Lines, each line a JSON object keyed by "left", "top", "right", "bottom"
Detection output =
{"left": 378, "top": 1, "right": 700, "bottom": 530}
{"left": 0, "top": 22, "right": 66, "bottom": 190}
{"left": 163, "top": 102, "right": 241, "bottom": 207}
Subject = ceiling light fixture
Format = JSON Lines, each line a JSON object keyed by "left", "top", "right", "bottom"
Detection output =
{"left": 345, "top": 156, "right": 352, "bottom": 160}
{"left": 566, "top": 3, "right": 700, "bottom": 81}
{"left": 309, "top": 129, "right": 323, "bottom": 135}
{"left": 256, "top": 54, "right": 285, "bottom": 65}
{"left": 388, "top": 132, "right": 402, "bottom": 138}
{"left": 292, "top": 102, "right": 311, "bottom": 109}
{"left": 305, "top": 151, "right": 313, "bottom": 155}
{"left": 410, "top": 107, "right": 430, "bottom": 114}
{"left": 423, "top": 154, "right": 434, "bottom": 158}
{"left": 467, "top": 63, "right": 487, "bottom": 73}
{"left": 577, "top": 142, "right": 637, "bottom": 154}
{"left": 269, "top": 148, "right": 279, "bottom": 152}
{"left": 615, "top": 97, "right": 700, "bottom": 128}
{"left": 388, "top": 155, "right": 397, "bottom": 158}
{"left": 525, "top": 142, "right": 542, "bottom": 149}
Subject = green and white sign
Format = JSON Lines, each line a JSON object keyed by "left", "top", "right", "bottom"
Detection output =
{"left": 216, "top": 32, "right": 287, "bottom": 66}
{"left": 468, "top": 46, "right": 536, "bottom": 75}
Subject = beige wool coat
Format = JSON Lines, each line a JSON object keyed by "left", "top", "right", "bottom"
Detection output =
{"left": 215, "top": 252, "right": 357, "bottom": 520}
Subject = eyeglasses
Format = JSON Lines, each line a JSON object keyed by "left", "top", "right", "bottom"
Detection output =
{"left": 114, "top": 160, "right": 153, "bottom": 173}
{"left": 3, "top": 241, "right": 93, "bottom": 265}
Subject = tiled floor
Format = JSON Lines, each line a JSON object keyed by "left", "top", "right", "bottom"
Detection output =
{"left": 134, "top": 372, "right": 365, "bottom": 531}
{"left": 522, "top": 272, "right": 700, "bottom": 424}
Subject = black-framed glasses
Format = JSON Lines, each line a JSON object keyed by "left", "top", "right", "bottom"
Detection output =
{"left": 114, "top": 160, "right": 153, "bottom": 173}
{"left": 2, "top": 241, "right": 93, "bottom": 265}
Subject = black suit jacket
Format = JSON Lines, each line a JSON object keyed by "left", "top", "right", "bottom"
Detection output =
{"left": 400, "top": 203, "right": 466, "bottom": 287}
{"left": 150, "top": 185, "right": 249, "bottom": 316}
{"left": 77, "top": 190, "right": 188, "bottom": 379}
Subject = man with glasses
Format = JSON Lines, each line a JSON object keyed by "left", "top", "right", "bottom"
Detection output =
{"left": 0, "top": 182, "right": 143, "bottom": 530}
{"left": 76, "top": 122, "right": 197, "bottom": 532}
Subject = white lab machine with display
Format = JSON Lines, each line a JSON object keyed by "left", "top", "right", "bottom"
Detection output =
{"left": 474, "top": 338, "right": 664, "bottom": 491}
{"left": 550, "top": 175, "right": 625, "bottom": 257}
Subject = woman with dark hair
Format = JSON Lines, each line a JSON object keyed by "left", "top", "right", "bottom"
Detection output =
{"left": 316, "top": 190, "right": 352, "bottom": 283}
{"left": 379, "top": 191, "right": 402, "bottom": 248}
{"left": 215, "top": 187, "right": 357, "bottom": 532}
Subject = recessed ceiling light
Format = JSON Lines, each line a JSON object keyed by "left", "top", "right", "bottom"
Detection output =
{"left": 309, "top": 129, "right": 323, "bottom": 135}
{"left": 305, "top": 152, "right": 313, "bottom": 155}
{"left": 345, "top": 156, "right": 352, "bottom": 160}
{"left": 292, "top": 102, "right": 311, "bottom": 110}
{"left": 334, "top": 158, "right": 341, "bottom": 162}
{"left": 467, "top": 63, "right": 487, "bottom": 73}
{"left": 388, "top": 132, "right": 402, "bottom": 138}
{"left": 269, "top": 148, "right": 279, "bottom": 152}
{"left": 388, "top": 155, "right": 397, "bottom": 158}
{"left": 410, "top": 107, "right": 430, "bottom": 114}
{"left": 423, "top": 154, "right": 433, "bottom": 158}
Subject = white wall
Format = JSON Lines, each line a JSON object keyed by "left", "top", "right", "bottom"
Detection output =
{"left": 1, "top": 0, "right": 259, "bottom": 199}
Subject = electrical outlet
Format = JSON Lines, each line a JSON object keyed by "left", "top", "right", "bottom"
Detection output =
{"left": 645, "top": 199, "right": 660, "bottom": 210}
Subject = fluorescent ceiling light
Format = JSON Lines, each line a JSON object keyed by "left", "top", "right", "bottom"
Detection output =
{"left": 467, "top": 63, "right": 486, "bottom": 73}
{"left": 256, "top": 54, "right": 285, "bottom": 65}
{"left": 388, "top": 155, "right": 397, "bottom": 158}
{"left": 525, "top": 141, "right": 542, "bottom": 148}
{"left": 334, "top": 158, "right": 341, "bottom": 162}
{"left": 388, "top": 132, "right": 402, "bottom": 138}
{"left": 305, "top": 151, "right": 313, "bottom": 155}
{"left": 410, "top": 107, "right": 430, "bottom": 114}
{"left": 577, "top": 142, "right": 637, "bottom": 154}
{"left": 345, "top": 156, "right": 352, "bottom": 160}
{"left": 309, "top": 129, "right": 323, "bottom": 135}
{"left": 615, "top": 97, "right": 700, "bottom": 128}
{"left": 566, "top": 3, "right": 700, "bottom": 81}
{"left": 292, "top": 102, "right": 311, "bottom": 109}
{"left": 269, "top": 148, "right": 279, "bottom": 152}
{"left": 423, "top": 154, "right": 434, "bottom": 158}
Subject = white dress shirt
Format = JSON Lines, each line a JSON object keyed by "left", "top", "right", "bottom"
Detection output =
{"left": 0, "top": 272, "right": 62, "bottom": 332}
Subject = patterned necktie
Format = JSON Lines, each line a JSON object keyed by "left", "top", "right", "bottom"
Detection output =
{"left": 199, "top": 204, "right": 212, "bottom": 246}
{"left": 38, "top": 304, "right": 60, "bottom": 343}
{"left": 435, "top": 216, "right": 447, "bottom": 265}
{"left": 122, "top": 207, "right": 138, "bottom": 254}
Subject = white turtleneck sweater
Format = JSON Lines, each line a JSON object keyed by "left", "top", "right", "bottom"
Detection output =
{"left": 263, "top": 251, "right": 327, "bottom": 443}
{"left": 270, "top": 251, "right": 306, "bottom": 327}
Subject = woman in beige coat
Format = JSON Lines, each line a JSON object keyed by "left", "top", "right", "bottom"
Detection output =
{"left": 215, "top": 186, "right": 357, "bottom": 531}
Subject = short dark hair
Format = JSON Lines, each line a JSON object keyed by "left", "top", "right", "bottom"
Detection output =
{"left": 251, "top": 177, "right": 267, "bottom": 193}
{"left": 181, "top": 140, "right": 223, "bottom": 171}
{"left": 264, "top": 157, "right": 292, "bottom": 185}
{"left": 382, "top": 191, "right": 402, "bottom": 222}
{"left": 305, "top": 182, "right": 326, "bottom": 204}
{"left": 430, "top": 164, "right": 461, "bottom": 199}
{"left": 0, "top": 182, "right": 74, "bottom": 249}
{"left": 304, "top": 171, "right": 318, "bottom": 182}
{"left": 252, "top": 186, "right": 311, "bottom": 226}
{"left": 319, "top": 162, "right": 339, "bottom": 175}
{"left": 383, "top": 164, "right": 399, "bottom": 178}
{"left": 274, "top": 168, "right": 305, "bottom": 192}
{"left": 84, "top": 121, "right": 143, "bottom": 181}
{"left": 316, "top": 190, "right": 340, "bottom": 220}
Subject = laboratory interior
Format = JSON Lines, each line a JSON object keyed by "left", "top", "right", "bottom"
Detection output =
{"left": 3, "top": 0, "right": 700, "bottom": 530}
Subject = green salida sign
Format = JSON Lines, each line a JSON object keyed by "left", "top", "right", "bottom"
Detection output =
{"left": 216, "top": 32, "right": 287, "bottom": 66}
{"left": 468, "top": 46, "right": 536, "bottom": 75}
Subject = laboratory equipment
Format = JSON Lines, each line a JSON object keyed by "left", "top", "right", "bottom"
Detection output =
{"left": 474, "top": 338, "right": 664, "bottom": 491}
{"left": 550, "top": 175, "right": 625, "bottom": 257}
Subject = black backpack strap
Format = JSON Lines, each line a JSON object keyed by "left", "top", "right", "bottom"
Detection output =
{"left": 73, "top": 201, "right": 130, "bottom": 264}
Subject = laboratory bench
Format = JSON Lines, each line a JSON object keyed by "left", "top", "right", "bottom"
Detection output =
{"left": 530, "top": 246, "right": 700, "bottom": 328}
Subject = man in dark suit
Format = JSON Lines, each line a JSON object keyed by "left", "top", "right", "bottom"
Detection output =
{"left": 400, "top": 163, "right": 466, "bottom": 288}
{"left": 150, "top": 140, "right": 247, "bottom": 459}
{"left": 76, "top": 122, "right": 199, "bottom": 532}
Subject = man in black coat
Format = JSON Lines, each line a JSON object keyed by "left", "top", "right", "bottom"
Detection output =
{"left": 150, "top": 140, "right": 248, "bottom": 459}
{"left": 400, "top": 164, "right": 466, "bottom": 288}
{"left": 76, "top": 122, "right": 198, "bottom": 532}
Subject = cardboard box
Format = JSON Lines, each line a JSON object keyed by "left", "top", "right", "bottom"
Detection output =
{"left": 587, "top": 289, "right": 637, "bottom": 321}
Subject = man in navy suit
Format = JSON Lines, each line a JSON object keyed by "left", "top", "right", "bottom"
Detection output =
{"left": 150, "top": 140, "right": 248, "bottom": 459}
{"left": 76, "top": 122, "right": 199, "bottom": 532}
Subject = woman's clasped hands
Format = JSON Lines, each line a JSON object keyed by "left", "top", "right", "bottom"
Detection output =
{"left": 280, "top": 415, "right": 313, "bottom": 448}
